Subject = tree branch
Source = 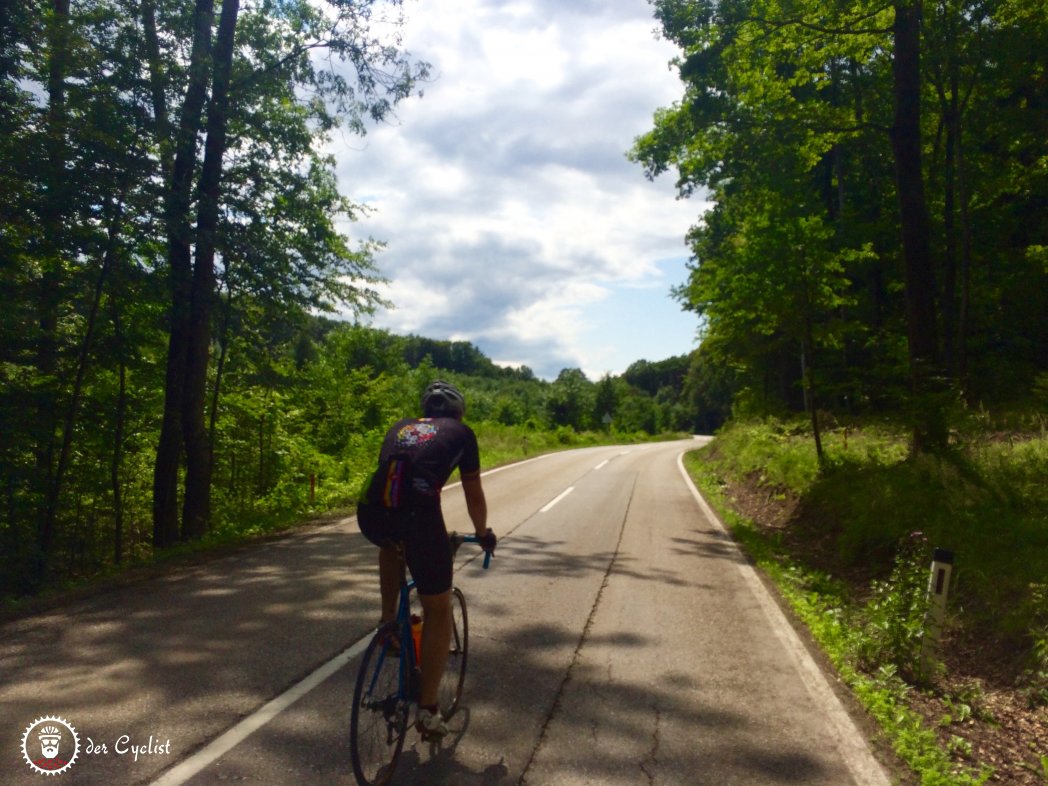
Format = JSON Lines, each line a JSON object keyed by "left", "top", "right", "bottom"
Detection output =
{"left": 743, "top": 4, "right": 895, "bottom": 37}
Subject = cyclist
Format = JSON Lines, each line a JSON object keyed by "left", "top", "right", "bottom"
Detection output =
{"left": 357, "top": 380, "right": 496, "bottom": 739}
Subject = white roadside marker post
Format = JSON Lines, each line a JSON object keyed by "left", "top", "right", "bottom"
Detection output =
{"left": 920, "top": 547, "right": 954, "bottom": 679}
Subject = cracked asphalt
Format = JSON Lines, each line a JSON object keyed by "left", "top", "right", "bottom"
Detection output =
{"left": 1, "top": 439, "right": 893, "bottom": 785}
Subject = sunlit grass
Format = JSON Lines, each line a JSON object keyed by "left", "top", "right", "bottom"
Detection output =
{"left": 684, "top": 447, "right": 995, "bottom": 785}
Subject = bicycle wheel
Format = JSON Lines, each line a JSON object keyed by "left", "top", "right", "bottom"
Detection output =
{"left": 437, "top": 586, "right": 469, "bottom": 718}
{"left": 350, "top": 624, "right": 409, "bottom": 786}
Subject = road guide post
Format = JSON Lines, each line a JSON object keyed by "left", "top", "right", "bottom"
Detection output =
{"left": 920, "top": 547, "right": 954, "bottom": 678}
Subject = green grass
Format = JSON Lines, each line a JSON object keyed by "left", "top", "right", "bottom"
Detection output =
{"left": 684, "top": 417, "right": 1048, "bottom": 784}
{"left": 473, "top": 421, "right": 687, "bottom": 469}
{"left": 707, "top": 418, "right": 1048, "bottom": 639}
{"left": 684, "top": 448, "right": 994, "bottom": 785}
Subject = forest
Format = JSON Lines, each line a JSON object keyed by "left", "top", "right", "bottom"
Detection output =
{"left": 631, "top": 0, "right": 1047, "bottom": 457}
{"left": 0, "top": 0, "right": 692, "bottom": 599}
{"left": 1, "top": 0, "right": 1045, "bottom": 614}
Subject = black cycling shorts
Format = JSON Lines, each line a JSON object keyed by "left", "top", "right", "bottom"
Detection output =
{"left": 357, "top": 502, "right": 452, "bottom": 596}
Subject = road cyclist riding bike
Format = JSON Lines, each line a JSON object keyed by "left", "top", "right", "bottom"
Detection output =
{"left": 356, "top": 380, "right": 496, "bottom": 740}
{"left": 349, "top": 532, "right": 491, "bottom": 785}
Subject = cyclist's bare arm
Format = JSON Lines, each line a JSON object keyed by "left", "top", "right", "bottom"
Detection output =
{"left": 461, "top": 470, "right": 488, "bottom": 536}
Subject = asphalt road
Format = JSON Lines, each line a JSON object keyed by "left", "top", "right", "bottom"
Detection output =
{"left": 2, "top": 439, "right": 893, "bottom": 785}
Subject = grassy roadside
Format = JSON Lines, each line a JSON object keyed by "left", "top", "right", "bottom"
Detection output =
{"left": 682, "top": 419, "right": 1048, "bottom": 786}
{"left": 0, "top": 427, "right": 685, "bottom": 616}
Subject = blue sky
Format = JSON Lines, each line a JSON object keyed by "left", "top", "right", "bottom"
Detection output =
{"left": 329, "top": 0, "right": 709, "bottom": 380}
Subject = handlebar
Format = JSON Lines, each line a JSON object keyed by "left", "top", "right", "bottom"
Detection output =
{"left": 450, "top": 532, "right": 494, "bottom": 569}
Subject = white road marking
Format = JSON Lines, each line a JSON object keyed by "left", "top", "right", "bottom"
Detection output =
{"left": 149, "top": 448, "right": 560, "bottom": 784}
{"left": 149, "top": 635, "right": 372, "bottom": 786}
{"left": 540, "top": 486, "right": 574, "bottom": 513}
{"left": 675, "top": 452, "right": 891, "bottom": 786}
{"left": 594, "top": 459, "right": 609, "bottom": 471}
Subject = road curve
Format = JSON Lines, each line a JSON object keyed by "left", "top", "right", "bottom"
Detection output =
{"left": 0, "top": 439, "right": 892, "bottom": 785}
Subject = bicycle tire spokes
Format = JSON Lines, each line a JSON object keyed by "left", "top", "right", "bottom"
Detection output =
{"left": 350, "top": 627, "right": 408, "bottom": 786}
{"left": 352, "top": 536, "right": 488, "bottom": 786}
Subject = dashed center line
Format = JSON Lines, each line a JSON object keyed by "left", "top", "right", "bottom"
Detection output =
{"left": 540, "top": 486, "right": 574, "bottom": 513}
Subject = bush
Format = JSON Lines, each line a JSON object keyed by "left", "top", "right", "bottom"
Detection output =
{"left": 857, "top": 532, "right": 936, "bottom": 682}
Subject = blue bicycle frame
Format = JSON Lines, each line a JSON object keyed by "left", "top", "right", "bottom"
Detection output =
{"left": 368, "top": 533, "right": 491, "bottom": 708}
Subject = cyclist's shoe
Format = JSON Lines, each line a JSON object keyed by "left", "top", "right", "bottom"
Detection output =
{"left": 416, "top": 707, "right": 449, "bottom": 741}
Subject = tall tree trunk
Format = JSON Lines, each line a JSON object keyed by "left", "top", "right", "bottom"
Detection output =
{"left": 152, "top": 0, "right": 215, "bottom": 548}
{"left": 140, "top": 0, "right": 173, "bottom": 177}
{"left": 35, "top": 0, "right": 71, "bottom": 583}
{"left": 108, "top": 262, "right": 127, "bottom": 567}
{"left": 209, "top": 285, "right": 235, "bottom": 476}
{"left": 941, "top": 95, "right": 958, "bottom": 378}
{"left": 110, "top": 294, "right": 127, "bottom": 567}
{"left": 956, "top": 120, "right": 972, "bottom": 383}
{"left": 801, "top": 336, "right": 825, "bottom": 465}
{"left": 43, "top": 198, "right": 125, "bottom": 552}
{"left": 935, "top": 1, "right": 964, "bottom": 383}
{"left": 181, "top": 0, "right": 240, "bottom": 541}
{"left": 891, "top": 0, "right": 945, "bottom": 452}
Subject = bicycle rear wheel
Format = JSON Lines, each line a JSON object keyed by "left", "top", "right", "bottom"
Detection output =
{"left": 350, "top": 624, "right": 409, "bottom": 786}
{"left": 437, "top": 586, "right": 468, "bottom": 718}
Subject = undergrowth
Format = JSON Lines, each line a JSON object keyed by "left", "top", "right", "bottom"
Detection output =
{"left": 683, "top": 414, "right": 1048, "bottom": 784}
{"left": 708, "top": 417, "right": 1048, "bottom": 663}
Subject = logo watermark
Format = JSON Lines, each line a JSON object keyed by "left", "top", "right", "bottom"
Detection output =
{"left": 21, "top": 716, "right": 80, "bottom": 775}
{"left": 20, "top": 715, "right": 173, "bottom": 776}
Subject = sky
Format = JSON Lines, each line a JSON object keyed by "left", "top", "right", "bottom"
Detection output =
{"left": 329, "top": 0, "right": 710, "bottom": 380}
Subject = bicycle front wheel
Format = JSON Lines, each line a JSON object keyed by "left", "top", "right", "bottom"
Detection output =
{"left": 350, "top": 624, "right": 408, "bottom": 786}
{"left": 437, "top": 586, "right": 469, "bottom": 718}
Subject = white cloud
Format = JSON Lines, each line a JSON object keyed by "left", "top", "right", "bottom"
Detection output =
{"left": 330, "top": 0, "right": 704, "bottom": 379}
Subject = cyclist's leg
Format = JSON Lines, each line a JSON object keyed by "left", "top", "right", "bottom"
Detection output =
{"left": 400, "top": 506, "right": 454, "bottom": 713}
{"left": 378, "top": 545, "right": 404, "bottom": 625}
{"left": 418, "top": 589, "right": 452, "bottom": 708}
{"left": 359, "top": 501, "right": 407, "bottom": 627}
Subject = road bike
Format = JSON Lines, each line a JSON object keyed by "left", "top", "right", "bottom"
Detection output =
{"left": 349, "top": 533, "right": 492, "bottom": 786}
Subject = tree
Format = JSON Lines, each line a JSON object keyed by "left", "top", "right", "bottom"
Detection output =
{"left": 632, "top": 0, "right": 1048, "bottom": 452}
{"left": 548, "top": 368, "right": 594, "bottom": 431}
{"left": 150, "top": 0, "right": 429, "bottom": 545}
{"left": 890, "top": 0, "right": 946, "bottom": 451}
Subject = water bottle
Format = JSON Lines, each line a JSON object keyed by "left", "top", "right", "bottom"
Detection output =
{"left": 410, "top": 614, "right": 423, "bottom": 664}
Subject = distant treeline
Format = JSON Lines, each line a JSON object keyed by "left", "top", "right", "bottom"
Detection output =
{"left": 1, "top": 303, "right": 704, "bottom": 599}
{"left": 0, "top": 0, "right": 715, "bottom": 599}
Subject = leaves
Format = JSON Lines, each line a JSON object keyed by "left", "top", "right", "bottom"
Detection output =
{"left": 634, "top": 0, "right": 1048, "bottom": 440}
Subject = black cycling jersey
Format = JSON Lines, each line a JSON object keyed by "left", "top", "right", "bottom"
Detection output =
{"left": 377, "top": 417, "right": 481, "bottom": 500}
{"left": 359, "top": 416, "right": 481, "bottom": 595}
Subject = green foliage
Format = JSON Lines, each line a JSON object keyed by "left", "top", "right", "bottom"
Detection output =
{"left": 702, "top": 417, "right": 827, "bottom": 493}
{"left": 684, "top": 447, "right": 995, "bottom": 785}
{"left": 1021, "top": 584, "right": 1048, "bottom": 709}
{"left": 0, "top": 0, "right": 439, "bottom": 592}
{"left": 857, "top": 533, "right": 935, "bottom": 682}
{"left": 634, "top": 0, "right": 1048, "bottom": 439}
{"left": 711, "top": 420, "right": 1048, "bottom": 643}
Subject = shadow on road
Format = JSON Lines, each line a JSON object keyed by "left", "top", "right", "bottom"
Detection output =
{"left": 0, "top": 522, "right": 381, "bottom": 785}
